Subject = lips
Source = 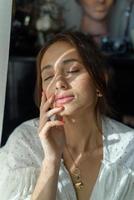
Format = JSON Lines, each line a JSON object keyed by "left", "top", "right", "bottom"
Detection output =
{"left": 96, "top": 7, "right": 107, "bottom": 12}
{"left": 55, "top": 95, "right": 74, "bottom": 105}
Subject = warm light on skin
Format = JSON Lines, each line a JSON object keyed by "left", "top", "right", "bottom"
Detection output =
{"left": 41, "top": 48, "right": 78, "bottom": 96}
{"left": 41, "top": 41, "right": 98, "bottom": 118}
{"left": 40, "top": 41, "right": 103, "bottom": 154}
{"left": 41, "top": 48, "right": 76, "bottom": 74}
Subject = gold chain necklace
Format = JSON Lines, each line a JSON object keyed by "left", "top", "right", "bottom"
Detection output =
{"left": 65, "top": 145, "right": 84, "bottom": 190}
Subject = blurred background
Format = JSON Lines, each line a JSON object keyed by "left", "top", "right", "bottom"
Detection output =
{"left": 1, "top": 0, "right": 134, "bottom": 146}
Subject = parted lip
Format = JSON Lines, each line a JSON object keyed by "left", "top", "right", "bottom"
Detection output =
{"left": 55, "top": 94, "right": 74, "bottom": 101}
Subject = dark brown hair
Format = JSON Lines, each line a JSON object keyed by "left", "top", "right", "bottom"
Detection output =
{"left": 35, "top": 31, "right": 113, "bottom": 117}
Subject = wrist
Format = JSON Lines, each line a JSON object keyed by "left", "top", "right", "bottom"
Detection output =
{"left": 42, "top": 157, "right": 61, "bottom": 169}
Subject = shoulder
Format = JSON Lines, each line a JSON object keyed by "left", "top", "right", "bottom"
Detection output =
{"left": 104, "top": 117, "right": 134, "bottom": 135}
{"left": 103, "top": 117, "right": 134, "bottom": 170}
{"left": 9, "top": 117, "right": 38, "bottom": 137}
{"left": 0, "top": 119, "right": 43, "bottom": 199}
{"left": 6, "top": 118, "right": 39, "bottom": 150}
{"left": 2, "top": 118, "right": 44, "bottom": 169}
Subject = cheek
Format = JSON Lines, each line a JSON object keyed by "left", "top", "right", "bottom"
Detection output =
{"left": 73, "top": 75, "right": 96, "bottom": 92}
{"left": 74, "top": 76, "right": 97, "bottom": 101}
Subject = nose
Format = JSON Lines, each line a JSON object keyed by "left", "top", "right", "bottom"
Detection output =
{"left": 55, "top": 75, "right": 69, "bottom": 90}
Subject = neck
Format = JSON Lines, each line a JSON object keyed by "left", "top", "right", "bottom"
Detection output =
{"left": 81, "top": 14, "right": 108, "bottom": 43}
{"left": 63, "top": 111, "right": 102, "bottom": 155}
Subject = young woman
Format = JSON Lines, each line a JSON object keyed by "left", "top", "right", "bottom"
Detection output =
{"left": 0, "top": 32, "right": 134, "bottom": 200}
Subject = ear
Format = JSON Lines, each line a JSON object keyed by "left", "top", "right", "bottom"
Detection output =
{"left": 96, "top": 89, "right": 103, "bottom": 97}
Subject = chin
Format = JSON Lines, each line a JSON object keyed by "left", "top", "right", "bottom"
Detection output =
{"left": 59, "top": 106, "right": 73, "bottom": 117}
{"left": 58, "top": 103, "right": 77, "bottom": 117}
{"left": 93, "top": 12, "right": 107, "bottom": 21}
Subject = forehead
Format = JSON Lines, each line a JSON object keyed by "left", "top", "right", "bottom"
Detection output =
{"left": 41, "top": 41, "right": 81, "bottom": 68}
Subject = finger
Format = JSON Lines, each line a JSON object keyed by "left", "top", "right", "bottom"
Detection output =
{"left": 47, "top": 107, "right": 64, "bottom": 119}
{"left": 39, "top": 120, "right": 64, "bottom": 138}
{"left": 40, "top": 106, "right": 64, "bottom": 123}
{"left": 39, "top": 94, "right": 56, "bottom": 130}
{"left": 41, "top": 95, "right": 55, "bottom": 112}
{"left": 40, "top": 91, "right": 46, "bottom": 108}
{"left": 39, "top": 106, "right": 64, "bottom": 132}
{"left": 42, "top": 91, "right": 46, "bottom": 104}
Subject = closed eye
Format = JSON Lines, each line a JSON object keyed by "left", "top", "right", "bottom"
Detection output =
{"left": 67, "top": 70, "right": 80, "bottom": 73}
{"left": 44, "top": 75, "right": 54, "bottom": 81}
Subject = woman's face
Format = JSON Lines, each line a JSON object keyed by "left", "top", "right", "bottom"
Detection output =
{"left": 40, "top": 41, "right": 98, "bottom": 116}
{"left": 79, "top": 0, "right": 114, "bottom": 21}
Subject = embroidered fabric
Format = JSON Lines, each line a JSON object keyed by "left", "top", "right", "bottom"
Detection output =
{"left": 0, "top": 117, "right": 134, "bottom": 200}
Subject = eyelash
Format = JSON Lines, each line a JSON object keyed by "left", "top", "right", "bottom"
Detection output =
{"left": 43, "top": 69, "right": 80, "bottom": 81}
{"left": 67, "top": 69, "right": 79, "bottom": 73}
{"left": 43, "top": 75, "right": 54, "bottom": 82}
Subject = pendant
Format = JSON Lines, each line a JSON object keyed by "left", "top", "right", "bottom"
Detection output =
{"left": 71, "top": 167, "right": 84, "bottom": 190}
{"left": 72, "top": 168, "right": 81, "bottom": 181}
{"left": 72, "top": 167, "right": 80, "bottom": 176}
{"left": 75, "top": 181, "right": 84, "bottom": 190}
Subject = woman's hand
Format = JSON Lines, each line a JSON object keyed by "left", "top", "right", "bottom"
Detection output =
{"left": 38, "top": 92, "right": 65, "bottom": 163}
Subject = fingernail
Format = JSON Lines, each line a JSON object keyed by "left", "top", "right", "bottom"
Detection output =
{"left": 61, "top": 117, "right": 65, "bottom": 123}
{"left": 60, "top": 121, "right": 64, "bottom": 125}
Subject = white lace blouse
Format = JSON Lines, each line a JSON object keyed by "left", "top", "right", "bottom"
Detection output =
{"left": 0, "top": 117, "right": 134, "bottom": 200}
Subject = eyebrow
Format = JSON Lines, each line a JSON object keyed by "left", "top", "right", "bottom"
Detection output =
{"left": 41, "top": 64, "right": 52, "bottom": 73}
{"left": 63, "top": 58, "right": 79, "bottom": 64}
{"left": 41, "top": 58, "right": 80, "bottom": 73}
